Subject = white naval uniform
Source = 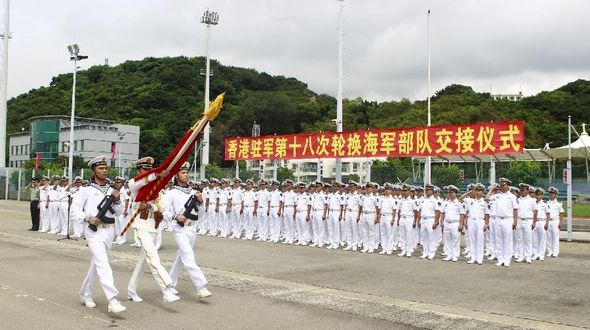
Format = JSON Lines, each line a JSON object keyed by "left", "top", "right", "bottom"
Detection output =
{"left": 487, "top": 197, "right": 498, "bottom": 258}
{"left": 441, "top": 199, "right": 463, "bottom": 260}
{"left": 418, "top": 196, "right": 441, "bottom": 258}
{"left": 397, "top": 196, "right": 417, "bottom": 256}
{"left": 532, "top": 199, "right": 549, "bottom": 259}
{"left": 39, "top": 186, "right": 50, "bottom": 232}
{"left": 230, "top": 187, "right": 244, "bottom": 238}
{"left": 57, "top": 186, "right": 70, "bottom": 235}
{"left": 268, "top": 189, "right": 283, "bottom": 242}
{"left": 207, "top": 187, "right": 220, "bottom": 235}
{"left": 217, "top": 187, "right": 232, "bottom": 237}
{"left": 281, "top": 190, "right": 297, "bottom": 243}
{"left": 491, "top": 192, "right": 518, "bottom": 265}
{"left": 516, "top": 195, "right": 538, "bottom": 261}
{"left": 163, "top": 185, "right": 208, "bottom": 292}
{"left": 326, "top": 192, "right": 345, "bottom": 247}
{"left": 379, "top": 195, "right": 398, "bottom": 253}
{"left": 70, "top": 182, "right": 123, "bottom": 302}
{"left": 127, "top": 174, "right": 174, "bottom": 299}
{"left": 199, "top": 187, "right": 211, "bottom": 234}
{"left": 115, "top": 188, "right": 131, "bottom": 243}
{"left": 69, "top": 186, "right": 85, "bottom": 238}
{"left": 47, "top": 186, "right": 60, "bottom": 233}
{"left": 360, "top": 193, "right": 380, "bottom": 252}
{"left": 242, "top": 189, "right": 257, "bottom": 240}
{"left": 310, "top": 192, "right": 327, "bottom": 246}
{"left": 545, "top": 199, "right": 564, "bottom": 257}
{"left": 464, "top": 197, "right": 488, "bottom": 263}
{"left": 295, "top": 192, "right": 312, "bottom": 244}
{"left": 256, "top": 188, "right": 271, "bottom": 241}
{"left": 344, "top": 192, "right": 361, "bottom": 249}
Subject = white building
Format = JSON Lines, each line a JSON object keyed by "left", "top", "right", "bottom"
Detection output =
{"left": 8, "top": 115, "right": 139, "bottom": 171}
{"left": 491, "top": 91, "right": 523, "bottom": 101}
{"left": 247, "top": 157, "right": 386, "bottom": 183}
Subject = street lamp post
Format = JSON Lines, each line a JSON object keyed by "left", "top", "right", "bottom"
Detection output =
{"left": 199, "top": 9, "right": 219, "bottom": 180}
{"left": 424, "top": 10, "right": 432, "bottom": 185}
{"left": 66, "top": 44, "right": 87, "bottom": 181}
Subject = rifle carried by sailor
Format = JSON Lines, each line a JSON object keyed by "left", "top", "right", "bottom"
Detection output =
{"left": 88, "top": 194, "right": 117, "bottom": 232}
{"left": 178, "top": 194, "right": 200, "bottom": 227}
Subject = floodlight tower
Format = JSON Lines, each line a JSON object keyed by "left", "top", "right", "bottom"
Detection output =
{"left": 0, "top": 0, "right": 10, "bottom": 168}
{"left": 66, "top": 44, "right": 87, "bottom": 180}
{"left": 199, "top": 9, "right": 219, "bottom": 179}
{"left": 334, "top": 0, "right": 344, "bottom": 182}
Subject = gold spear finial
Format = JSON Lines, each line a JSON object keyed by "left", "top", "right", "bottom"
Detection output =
{"left": 204, "top": 92, "right": 226, "bottom": 121}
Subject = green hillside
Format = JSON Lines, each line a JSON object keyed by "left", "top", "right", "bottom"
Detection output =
{"left": 7, "top": 56, "right": 590, "bottom": 165}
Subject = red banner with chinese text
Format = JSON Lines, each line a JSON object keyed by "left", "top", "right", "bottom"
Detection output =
{"left": 224, "top": 121, "right": 524, "bottom": 160}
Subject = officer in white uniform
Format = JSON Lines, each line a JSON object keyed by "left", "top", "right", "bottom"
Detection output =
{"left": 68, "top": 176, "right": 85, "bottom": 238}
{"left": 438, "top": 185, "right": 463, "bottom": 262}
{"left": 198, "top": 180, "right": 210, "bottom": 235}
{"left": 47, "top": 176, "right": 61, "bottom": 234}
{"left": 230, "top": 178, "right": 244, "bottom": 239}
{"left": 359, "top": 182, "right": 380, "bottom": 253}
{"left": 242, "top": 179, "right": 257, "bottom": 240}
{"left": 417, "top": 183, "right": 441, "bottom": 260}
{"left": 516, "top": 183, "right": 538, "bottom": 263}
{"left": 268, "top": 179, "right": 283, "bottom": 243}
{"left": 280, "top": 180, "right": 297, "bottom": 245}
{"left": 206, "top": 179, "right": 220, "bottom": 236}
{"left": 326, "top": 182, "right": 344, "bottom": 249}
{"left": 126, "top": 157, "right": 179, "bottom": 303}
{"left": 489, "top": 178, "right": 519, "bottom": 267}
{"left": 532, "top": 188, "right": 549, "bottom": 261}
{"left": 545, "top": 187, "right": 564, "bottom": 257}
{"left": 294, "top": 182, "right": 312, "bottom": 245}
{"left": 38, "top": 177, "right": 50, "bottom": 233}
{"left": 462, "top": 183, "right": 489, "bottom": 264}
{"left": 163, "top": 162, "right": 212, "bottom": 299}
{"left": 397, "top": 184, "right": 418, "bottom": 257}
{"left": 256, "top": 179, "right": 271, "bottom": 242}
{"left": 70, "top": 156, "right": 126, "bottom": 313}
{"left": 217, "top": 179, "right": 232, "bottom": 238}
{"left": 310, "top": 181, "right": 328, "bottom": 248}
{"left": 379, "top": 183, "right": 398, "bottom": 255}
{"left": 343, "top": 181, "right": 361, "bottom": 252}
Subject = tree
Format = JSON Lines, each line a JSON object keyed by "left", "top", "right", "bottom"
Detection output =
{"left": 432, "top": 165, "right": 461, "bottom": 188}
{"left": 370, "top": 158, "right": 413, "bottom": 184}
{"left": 205, "top": 163, "right": 225, "bottom": 180}
{"left": 505, "top": 161, "right": 542, "bottom": 186}
{"left": 277, "top": 166, "right": 295, "bottom": 183}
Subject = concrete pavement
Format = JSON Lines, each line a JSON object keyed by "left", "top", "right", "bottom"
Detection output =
{"left": 1, "top": 200, "right": 589, "bottom": 329}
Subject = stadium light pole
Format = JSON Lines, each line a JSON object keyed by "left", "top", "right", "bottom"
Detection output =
{"left": 0, "top": 0, "right": 10, "bottom": 168}
{"left": 334, "top": 0, "right": 344, "bottom": 182}
{"left": 66, "top": 44, "right": 87, "bottom": 181}
{"left": 424, "top": 9, "right": 432, "bottom": 185}
{"left": 199, "top": 9, "right": 219, "bottom": 180}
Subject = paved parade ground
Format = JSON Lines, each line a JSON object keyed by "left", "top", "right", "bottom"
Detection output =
{"left": 1, "top": 200, "right": 589, "bottom": 329}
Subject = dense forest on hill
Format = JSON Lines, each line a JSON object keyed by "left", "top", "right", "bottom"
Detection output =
{"left": 7, "top": 56, "right": 590, "bottom": 165}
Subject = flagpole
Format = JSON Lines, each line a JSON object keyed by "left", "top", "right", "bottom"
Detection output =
{"left": 424, "top": 9, "right": 432, "bottom": 185}
{"left": 567, "top": 115, "right": 572, "bottom": 241}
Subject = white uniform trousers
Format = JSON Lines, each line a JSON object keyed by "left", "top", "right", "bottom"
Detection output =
{"left": 495, "top": 217, "right": 514, "bottom": 265}
{"left": 257, "top": 207, "right": 269, "bottom": 240}
{"left": 532, "top": 220, "right": 547, "bottom": 258}
{"left": 295, "top": 210, "right": 311, "bottom": 243}
{"left": 73, "top": 216, "right": 85, "bottom": 237}
{"left": 48, "top": 203, "right": 60, "bottom": 233}
{"left": 243, "top": 206, "right": 256, "bottom": 239}
{"left": 398, "top": 216, "right": 415, "bottom": 254}
{"left": 218, "top": 208, "right": 231, "bottom": 237}
{"left": 360, "top": 212, "right": 377, "bottom": 250}
{"left": 327, "top": 210, "right": 341, "bottom": 246}
{"left": 268, "top": 207, "right": 281, "bottom": 242}
{"left": 197, "top": 208, "right": 208, "bottom": 234}
{"left": 282, "top": 207, "right": 296, "bottom": 242}
{"left": 434, "top": 221, "right": 443, "bottom": 250}
{"left": 516, "top": 218, "right": 533, "bottom": 260}
{"left": 311, "top": 210, "right": 325, "bottom": 245}
{"left": 80, "top": 224, "right": 119, "bottom": 301}
{"left": 128, "top": 228, "right": 173, "bottom": 297}
{"left": 419, "top": 217, "right": 436, "bottom": 257}
{"left": 116, "top": 214, "right": 130, "bottom": 243}
{"left": 344, "top": 210, "right": 360, "bottom": 247}
{"left": 230, "top": 208, "right": 242, "bottom": 238}
{"left": 59, "top": 202, "right": 69, "bottom": 234}
{"left": 207, "top": 208, "right": 218, "bottom": 235}
{"left": 546, "top": 220, "right": 560, "bottom": 257}
{"left": 155, "top": 227, "right": 163, "bottom": 250}
{"left": 487, "top": 217, "right": 498, "bottom": 257}
{"left": 169, "top": 225, "right": 208, "bottom": 291}
{"left": 467, "top": 217, "right": 485, "bottom": 263}
{"left": 339, "top": 214, "right": 348, "bottom": 245}
{"left": 381, "top": 214, "right": 395, "bottom": 251}
{"left": 443, "top": 221, "right": 461, "bottom": 259}
{"left": 39, "top": 202, "right": 49, "bottom": 232}
{"left": 412, "top": 225, "right": 420, "bottom": 250}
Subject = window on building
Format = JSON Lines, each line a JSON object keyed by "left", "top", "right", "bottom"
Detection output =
{"left": 80, "top": 140, "right": 84, "bottom": 151}
{"left": 352, "top": 163, "right": 359, "bottom": 173}
{"left": 74, "top": 141, "right": 78, "bottom": 151}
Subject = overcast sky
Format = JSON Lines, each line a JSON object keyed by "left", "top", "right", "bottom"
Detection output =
{"left": 3, "top": 0, "right": 590, "bottom": 102}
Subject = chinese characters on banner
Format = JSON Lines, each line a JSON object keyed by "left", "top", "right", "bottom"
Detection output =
{"left": 224, "top": 121, "right": 524, "bottom": 161}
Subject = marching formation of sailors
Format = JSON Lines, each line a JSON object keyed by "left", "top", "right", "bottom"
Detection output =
{"left": 24, "top": 156, "right": 566, "bottom": 313}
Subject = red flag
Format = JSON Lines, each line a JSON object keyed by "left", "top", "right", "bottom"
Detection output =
{"left": 35, "top": 152, "right": 41, "bottom": 169}
{"left": 111, "top": 142, "right": 117, "bottom": 160}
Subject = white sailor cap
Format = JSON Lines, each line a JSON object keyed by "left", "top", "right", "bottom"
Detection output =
{"left": 88, "top": 155, "right": 109, "bottom": 168}
{"left": 134, "top": 156, "right": 154, "bottom": 169}
{"left": 548, "top": 186, "right": 559, "bottom": 194}
{"left": 179, "top": 162, "right": 190, "bottom": 171}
